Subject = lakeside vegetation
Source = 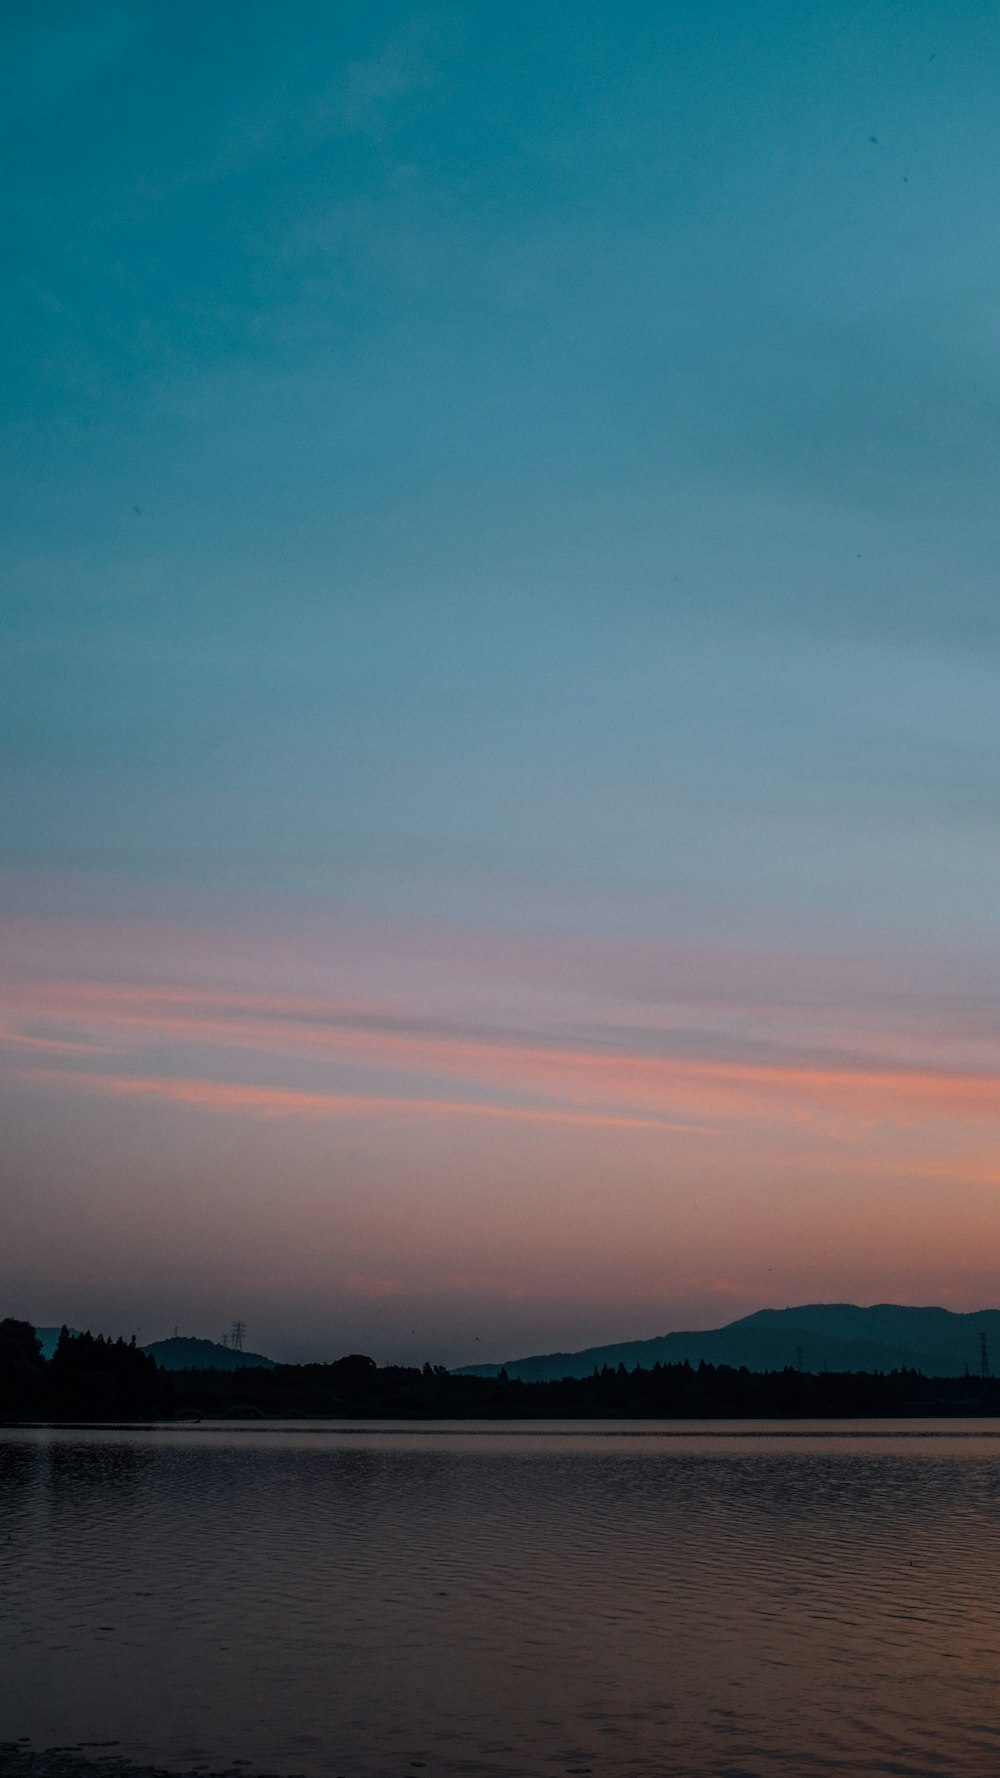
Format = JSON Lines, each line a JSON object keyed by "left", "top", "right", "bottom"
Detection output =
{"left": 4, "top": 1318, "right": 1000, "bottom": 1421}
{"left": 0, "top": 1321, "right": 170, "bottom": 1421}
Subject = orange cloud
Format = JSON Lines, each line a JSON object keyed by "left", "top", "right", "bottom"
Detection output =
{"left": 4, "top": 975, "right": 999, "bottom": 1133}
{"left": 16, "top": 1066, "right": 694, "bottom": 1132}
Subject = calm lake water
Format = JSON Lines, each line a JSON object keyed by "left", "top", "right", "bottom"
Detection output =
{"left": 3, "top": 1420, "right": 1000, "bottom": 1777}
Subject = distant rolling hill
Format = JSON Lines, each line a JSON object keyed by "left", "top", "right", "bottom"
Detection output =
{"left": 32, "top": 1327, "right": 274, "bottom": 1370}
{"left": 142, "top": 1336, "right": 275, "bottom": 1371}
{"left": 454, "top": 1304, "right": 1000, "bottom": 1381}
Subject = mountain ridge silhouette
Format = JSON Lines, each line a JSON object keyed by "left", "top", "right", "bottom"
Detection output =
{"left": 143, "top": 1335, "right": 275, "bottom": 1371}
{"left": 453, "top": 1303, "right": 1000, "bottom": 1381}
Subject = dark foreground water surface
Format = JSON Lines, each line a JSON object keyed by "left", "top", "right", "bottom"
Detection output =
{"left": 3, "top": 1421, "right": 1000, "bottom": 1777}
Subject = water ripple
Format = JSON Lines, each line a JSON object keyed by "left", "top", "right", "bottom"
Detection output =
{"left": 3, "top": 1422, "right": 1000, "bottom": 1776}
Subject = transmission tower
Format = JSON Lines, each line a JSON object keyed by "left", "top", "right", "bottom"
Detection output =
{"left": 231, "top": 1320, "right": 246, "bottom": 1353}
{"left": 981, "top": 1332, "right": 990, "bottom": 1380}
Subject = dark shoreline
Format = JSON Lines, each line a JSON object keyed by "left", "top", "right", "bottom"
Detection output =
{"left": 7, "top": 1322, "right": 1000, "bottom": 1423}
{"left": 7, "top": 1401, "right": 1000, "bottom": 1430}
{"left": 7, "top": 1408, "right": 1000, "bottom": 1433}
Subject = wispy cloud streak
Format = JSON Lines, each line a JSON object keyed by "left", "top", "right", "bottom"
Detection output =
{"left": 4, "top": 973, "right": 999, "bottom": 1133}
{"left": 16, "top": 1067, "right": 692, "bottom": 1132}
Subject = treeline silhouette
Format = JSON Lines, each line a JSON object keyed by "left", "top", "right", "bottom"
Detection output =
{"left": 0, "top": 1320, "right": 171, "bottom": 1420}
{"left": 169, "top": 1352, "right": 1000, "bottom": 1420}
{"left": 4, "top": 1320, "right": 1000, "bottom": 1421}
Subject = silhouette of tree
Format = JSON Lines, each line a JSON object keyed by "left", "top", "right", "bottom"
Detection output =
{"left": 47, "top": 1327, "right": 169, "bottom": 1420}
{"left": 0, "top": 1318, "right": 45, "bottom": 1418}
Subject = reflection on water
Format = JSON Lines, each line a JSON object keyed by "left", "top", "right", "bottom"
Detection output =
{"left": 3, "top": 1421, "right": 1000, "bottom": 1776}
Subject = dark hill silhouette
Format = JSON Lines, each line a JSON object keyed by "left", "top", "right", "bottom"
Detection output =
{"left": 143, "top": 1335, "right": 275, "bottom": 1371}
{"left": 454, "top": 1303, "right": 1000, "bottom": 1381}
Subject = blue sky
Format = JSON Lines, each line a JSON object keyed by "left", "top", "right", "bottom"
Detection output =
{"left": 2, "top": 3, "right": 999, "bottom": 1361}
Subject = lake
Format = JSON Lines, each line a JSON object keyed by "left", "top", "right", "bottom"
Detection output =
{"left": 3, "top": 1421, "right": 1000, "bottom": 1777}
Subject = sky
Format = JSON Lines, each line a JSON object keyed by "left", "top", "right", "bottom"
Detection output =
{"left": 2, "top": 0, "right": 999, "bottom": 1366}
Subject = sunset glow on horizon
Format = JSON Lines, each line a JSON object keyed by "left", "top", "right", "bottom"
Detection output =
{"left": 4, "top": 890, "right": 1000, "bottom": 1363}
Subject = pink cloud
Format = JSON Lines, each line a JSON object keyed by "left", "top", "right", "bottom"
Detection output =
{"left": 4, "top": 903, "right": 999, "bottom": 1168}
{"left": 15, "top": 1066, "right": 692, "bottom": 1132}
{"left": 5, "top": 974, "right": 999, "bottom": 1133}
